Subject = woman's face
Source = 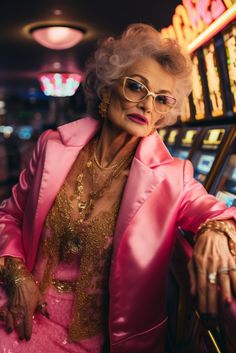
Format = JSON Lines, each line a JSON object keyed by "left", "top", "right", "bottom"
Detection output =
{"left": 106, "top": 57, "right": 176, "bottom": 137}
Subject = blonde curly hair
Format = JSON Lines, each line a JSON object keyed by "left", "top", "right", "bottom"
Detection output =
{"left": 83, "top": 23, "right": 193, "bottom": 127}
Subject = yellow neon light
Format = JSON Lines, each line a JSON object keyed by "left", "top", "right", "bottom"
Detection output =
{"left": 182, "top": 130, "right": 197, "bottom": 144}
{"left": 168, "top": 130, "right": 178, "bottom": 144}
{"left": 158, "top": 129, "right": 167, "bottom": 140}
{"left": 188, "top": 4, "right": 236, "bottom": 53}
{"left": 203, "top": 129, "right": 225, "bottom": 145}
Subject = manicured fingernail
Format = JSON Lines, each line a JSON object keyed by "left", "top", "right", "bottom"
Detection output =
{"left": 6, "top": 327, "right": 12, "bottom": 334}
{"left": 225, "top": 298, "right": 231, "bottom": 306}
{"left": 43, "top": 311, "right": 50, "bottom": 319}
{"left": 25, "top": 336, "right": 30, "bottom": 341}
{"left": 19, "top": 336, "right": 24, "bottom": 340}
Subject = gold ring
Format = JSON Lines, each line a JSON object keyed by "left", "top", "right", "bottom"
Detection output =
{"left": 229, "top": 267, "right": 236, "bottom": 272}
{"left": 218, "top": 267, "right": 229, "bottom": 275}
{"left": 208, "top": 272, "right": 217, "bottom": 284}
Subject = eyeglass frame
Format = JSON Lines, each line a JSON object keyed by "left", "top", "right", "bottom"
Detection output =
{"left": 121, "top": 76, "right": 176, "bottom": 114}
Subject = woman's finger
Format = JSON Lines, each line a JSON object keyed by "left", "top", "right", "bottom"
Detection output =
{"left": 5, "top": 310, "right": 14, "bottom": 333}
{"left": 0, "top": 306, "right": 8, "bottom": 322}
{"left": 197, "top": 269, "right": 208, "bottom": 313}
{"left": 217, "top": 265, "right": 233, "bottom": 305}
{"left": 193, "top": 239, "right": 210, "bottom": 313}
{"left": 228, "top": 259, "right": 236, "bottom": 294}
{"left": 206, "top": 269, "right": 218, "bottom": 314}
{"left": 23, "top": 309, "right": 33, "bottom": 341}
{"left": 10, "top": 304, "right": 25, "bottom": 339}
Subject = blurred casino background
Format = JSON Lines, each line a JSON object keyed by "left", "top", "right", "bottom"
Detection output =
{"left": 0, "top": 0, "right": 184, "bottom": 200}
{"left": 0, "top": 1, "right": 236, "bottom": 352}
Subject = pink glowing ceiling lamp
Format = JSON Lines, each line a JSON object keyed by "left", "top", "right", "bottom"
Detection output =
{"left": 30, "top": 24, "right": 86, "bottom": 50}
{"left": 38, "top": 72, "right": 82, "bottom": 97}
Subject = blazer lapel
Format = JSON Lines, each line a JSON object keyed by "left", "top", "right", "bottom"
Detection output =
{"left": 113, "top": 132, "right": 173, "bottom": 252}
{"left": 27, "top": 118, "right": 100, "bottom": 268}
{"left": 34, "top": 140, "right": 81, "bottom": 227}
{"left": 35, "top": 117, "right": 100, "bottom": 229}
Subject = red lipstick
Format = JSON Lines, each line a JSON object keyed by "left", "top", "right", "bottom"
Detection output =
{"left": 127, "top": 114, "right": 148, "bottom": 125}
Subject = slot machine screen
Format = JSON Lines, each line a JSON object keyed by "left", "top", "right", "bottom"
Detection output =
{"left": 172, "top": 149, "right": 189, "bottom": 160}
{"left": 192, "top": 128, "right": 226, "bottom": 184}
{"left": 216, "top": 191, "right": 236, "bottom": 208}
{"left": 192, "top": 54, "right": 206, "bottom": 120}
{"left": 195, "top": 154, "right": 215, "bottom": 183}
{"left": 215, "top": 153, "right": 236, "bottom": 207}
{"left": 223, "top": 25, "right": 236, "bottom": 113}
{"left": 203, "top": 42, "right": 224, "bottom": 117}
{"left": 172, "top": 128, "right": 200, "bottom": 160}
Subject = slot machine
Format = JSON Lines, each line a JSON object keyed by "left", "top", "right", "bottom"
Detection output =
{"left": 211, "top": 137, "right": 236, "bottom": 206}
{"left": 191, "top": 54, "right": 207, "bottom": 121}
{"left": 171, "top": 127, "right": 202, "bottom": 160}
{"left": 190, "top": 125, "right": 235, "bottom": 190}
{"left": 174, "top": 22, "right": 236, "bottom": 352}
{"left": 161, "top": 3, "right": 236, "bottom": 353}
{"left": 203, "top": 41, "right": 224, "bottom": 117}
{"left": 208, "top": 23, "right": 236, "bottom": 206}
{"left": 222, "top": 23, "right": 236, "bottom": 115}
{"left": 164, "top": 127, "right": 182, "bottom": 155}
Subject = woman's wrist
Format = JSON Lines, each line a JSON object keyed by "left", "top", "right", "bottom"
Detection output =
{"left": 196, "top": 219, "right": 236, "bottom": 262}
{"left": 1, "top": 257, "right": 35, "bottom": 290}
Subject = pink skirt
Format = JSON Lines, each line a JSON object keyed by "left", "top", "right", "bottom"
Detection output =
{"left": 0, "top": 286, "right": 105, "bottom": 353}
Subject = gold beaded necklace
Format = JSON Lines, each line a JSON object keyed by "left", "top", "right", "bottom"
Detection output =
{"left": 71, "top": 138, "right": 134, "bottom": 221}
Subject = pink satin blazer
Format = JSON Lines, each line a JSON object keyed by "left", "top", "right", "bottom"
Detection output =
{"left": 0, "top": 117, "right": 235, "bottom": 353}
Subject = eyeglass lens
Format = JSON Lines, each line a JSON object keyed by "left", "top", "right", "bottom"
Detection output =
{"left": 123, "top": 78, "right": 175, "bottom": 113}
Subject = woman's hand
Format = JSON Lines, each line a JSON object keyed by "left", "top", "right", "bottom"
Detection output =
{"left": 188, "top": 230, "right": 236, "bottom": 316}
{"left": 0, "top": 258, "right": 49, "bottom": 341}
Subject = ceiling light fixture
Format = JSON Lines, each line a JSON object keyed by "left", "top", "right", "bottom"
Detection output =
{"left": 38, "top": 72, "right": 82, "bottom": 97}
{"left": 30, "top": 24, "right": 86, "bottom": 50}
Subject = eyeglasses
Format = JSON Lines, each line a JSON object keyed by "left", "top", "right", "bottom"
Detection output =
{"left": 122, "top": 76, "right": 176, "bottom": 113}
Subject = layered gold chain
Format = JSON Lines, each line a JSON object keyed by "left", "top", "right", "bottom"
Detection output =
{"left": 71, "top": 138, "right": 134, "bottom": 221}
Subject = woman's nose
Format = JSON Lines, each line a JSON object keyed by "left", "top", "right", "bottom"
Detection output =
{"left": 137, "top": 95, "right": 154, "bottom": 113}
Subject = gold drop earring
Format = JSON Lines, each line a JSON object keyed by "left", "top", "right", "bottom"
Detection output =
{"left": 98, "top": 91, "right": 111, "bottom": 119}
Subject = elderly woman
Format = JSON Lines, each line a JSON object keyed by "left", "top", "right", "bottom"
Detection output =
{"left": 0, "top": 23, "right": 236, "bottom": 353}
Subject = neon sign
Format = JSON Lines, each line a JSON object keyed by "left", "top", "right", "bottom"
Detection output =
{"left": 192, "top": 55, "right": 206, "bottom": 120}
{"left": 161, "top": 0, "right": 235, "bottom": 50}
{"left": 180, "top": 97, "right": 191, "bottom": 122}
{"left": 203, "top": 42, "right": 224, "bottom": 117}
{"left": 223, "top": 26, "right": 236, "bottom": 112}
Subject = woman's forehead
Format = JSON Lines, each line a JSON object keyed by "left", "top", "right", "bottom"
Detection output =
{"left": 124, "top": 57, "right": 176, "bottom": 92}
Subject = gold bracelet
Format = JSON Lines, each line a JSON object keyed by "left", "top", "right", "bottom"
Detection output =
{"left": 196, "top": 220, "right": 236, "bottom": 262}
{"left": 3, "top": 257, "right": 35, "bottom": 288}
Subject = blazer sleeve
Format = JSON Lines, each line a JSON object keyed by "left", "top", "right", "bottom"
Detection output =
{"left": 176, "top": 159, "right": 236, "bottom": 233}
{"left": 0, "top": 130, "right": 53, "bottom": 261}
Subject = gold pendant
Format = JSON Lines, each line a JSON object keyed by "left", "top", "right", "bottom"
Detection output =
{"left": 78, "top": 201, "right": 87, "bottom": 210}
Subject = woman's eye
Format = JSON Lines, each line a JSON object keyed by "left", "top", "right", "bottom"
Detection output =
{"left": 156, "top": 95, "right": 175, "bottom": 106}
{"left": 156, "top": 95, "right": 168, "bottom": 105}
{"left": 127, "top": 80, "right": 144, "bottom": 92}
